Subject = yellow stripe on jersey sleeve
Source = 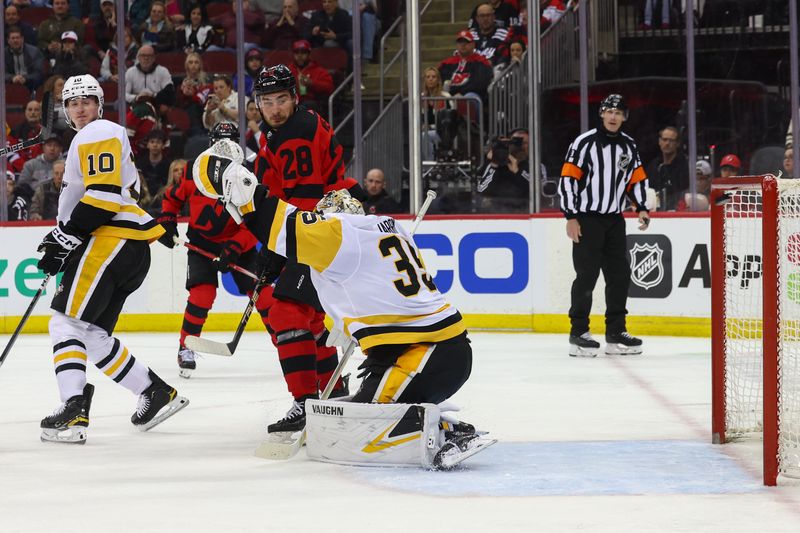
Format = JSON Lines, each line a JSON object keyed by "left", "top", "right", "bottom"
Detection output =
{"left": 78, "top": 137, "right": 123, "bottom": 188}
{"left": 268, "top": 200, "right": 289, "bottom": 251}
{"left": 81, "top": 195, "right": 149, "bottom": 216}
{"left": 295, "top": 215, "right": 343, "bottom": 273}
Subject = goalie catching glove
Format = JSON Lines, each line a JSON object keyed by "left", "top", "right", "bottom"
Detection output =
{"left": 37, "top": 222, "right": 85, "bottom": 275}
{"left": 192, "top": 147, "right": 257, "bottom": 224}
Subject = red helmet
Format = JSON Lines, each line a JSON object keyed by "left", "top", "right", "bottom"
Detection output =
{"left": 720, "top": 154, "right": 741, "bottom": 169}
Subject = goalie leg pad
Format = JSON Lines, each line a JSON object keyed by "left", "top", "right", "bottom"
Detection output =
{"left": 305, "top": 400, "right": 442, "bottom": 468}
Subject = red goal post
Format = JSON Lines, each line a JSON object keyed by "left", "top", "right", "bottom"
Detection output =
{"left": 711, "top": 174, "right": 800, "bottom": 486}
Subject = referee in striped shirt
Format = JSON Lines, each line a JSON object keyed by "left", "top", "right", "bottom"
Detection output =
{"left": 558, "top": 94, "right": 650, "bottom": 357}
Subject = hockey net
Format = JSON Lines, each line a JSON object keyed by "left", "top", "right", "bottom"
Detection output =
{"left": 711, "top": 175, "right": 800, "bottom": 485}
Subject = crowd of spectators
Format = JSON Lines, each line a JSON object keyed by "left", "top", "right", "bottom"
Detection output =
{"left": 6, "top": 0, "right": 779, "bottom": 221}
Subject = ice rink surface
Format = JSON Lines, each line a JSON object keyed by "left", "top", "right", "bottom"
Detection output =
{"left": 1, "top": 331, "right": 800, "bottom": 533}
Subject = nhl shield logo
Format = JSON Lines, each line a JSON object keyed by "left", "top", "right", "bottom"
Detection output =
{"left": 618, "top": 153, "right": 631, "bottom": 171}
{"left": 629, "top": 243, "right": 664, "bottom": 290}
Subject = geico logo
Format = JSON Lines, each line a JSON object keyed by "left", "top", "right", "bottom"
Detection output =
{"left": 725, "top": 254, "right": 762, "bottom": 289}
{"left": 414, "top": 232, "right": 529, "bottom": 294}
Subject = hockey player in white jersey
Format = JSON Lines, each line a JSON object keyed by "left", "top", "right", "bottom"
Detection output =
{"left": 194, "top": 160, "right": 495, "bottom": 469}
{"left": 36, "top": 74, "right": 189, "bottom": 444}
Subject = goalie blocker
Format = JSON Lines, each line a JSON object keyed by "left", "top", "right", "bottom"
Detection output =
{"left": 305, "top": 400, "right": 496, "bottom": 470}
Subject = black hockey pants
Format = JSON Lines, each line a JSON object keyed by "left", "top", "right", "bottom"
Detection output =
{"left": 568, "top": 214, "right": 631, "bottom": 336}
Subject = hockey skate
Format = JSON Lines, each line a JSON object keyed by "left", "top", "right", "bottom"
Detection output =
{"left": 41, "top": 383, "right": 95, "bottom": 444}
{"left": 256, "top": 395, "right": 317, "bottom": 460}
{"left": 131, "top": 370, "right": 189, "bottom": 431}
{"left": 177, "top": 347, "right": 197, "bottom": 379}
{"left": 569, "top": 332, "right": 600, "bottom": 357}
{"left": 605, "top": 331, "right": 643, "bottom": 355}
{"left": 432, "top": 433, "right": 497, "bottom": 471}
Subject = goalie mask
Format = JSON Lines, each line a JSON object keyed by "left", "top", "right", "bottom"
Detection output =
{"left": 315, "top": 189, "right": 364, "bottom": 216}
{"left": 62, "top": 74, "right": 104, "bottom": 130}
{"left": 209, "top": 122, "right": 239, "bottom": 146}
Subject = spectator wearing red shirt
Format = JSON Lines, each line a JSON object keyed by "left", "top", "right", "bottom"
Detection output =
{"left": 287, "top": 40, "right": 334, "bottom": 115}
{"left": 8, "top": 100, "right": 44, "bottom": 173}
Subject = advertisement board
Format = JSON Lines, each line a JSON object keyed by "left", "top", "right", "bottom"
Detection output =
{"left": 0, "top": 216, "right": 713, "bottom": 335}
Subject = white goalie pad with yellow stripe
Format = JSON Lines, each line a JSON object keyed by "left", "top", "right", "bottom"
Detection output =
{"left": 305, "top": 400, "right": 442, "bottom": 468}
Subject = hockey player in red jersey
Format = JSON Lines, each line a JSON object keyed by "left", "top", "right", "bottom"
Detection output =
{"left": 157, "top": 123, "right": 273, "bottom": 378}
{"left": 252, "top": 64, "right": 366, "bottom": 434}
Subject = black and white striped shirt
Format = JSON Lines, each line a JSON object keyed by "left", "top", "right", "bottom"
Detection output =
{"left": 558, "top": 128, "right": 649, "bottom": 218}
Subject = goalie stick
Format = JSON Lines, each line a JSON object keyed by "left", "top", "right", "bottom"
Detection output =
{"left": 255, "top": 190, "right": 438, "bottom": 460}
{"left": 0, "top": 92, "right": 54, "bottom": 158}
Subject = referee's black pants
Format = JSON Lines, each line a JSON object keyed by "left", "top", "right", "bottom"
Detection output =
{"left": 569, "top": 214, "right": 630, "bottom": 336}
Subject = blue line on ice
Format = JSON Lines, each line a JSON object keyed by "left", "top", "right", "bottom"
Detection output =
{"left": 352, "top": 440, "right": 763, "bottom": 497}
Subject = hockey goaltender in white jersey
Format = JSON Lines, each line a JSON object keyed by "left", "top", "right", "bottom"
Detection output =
{"left": 192, "top": 154, "right": 495, "bottom": 469}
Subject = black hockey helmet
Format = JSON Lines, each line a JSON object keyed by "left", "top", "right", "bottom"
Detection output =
{"left": 208, "top": 122, "right": 239, "bottom": 146}
{"left": 599, "top": 93, "right": 628, "bottom": 119}
{"left": 253, "top": 64, "right": 297, "bottom": 98}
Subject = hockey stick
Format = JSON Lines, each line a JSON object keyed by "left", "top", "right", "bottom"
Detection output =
{"left": 0, "top": 275, "right": 51, "bottom": 369}
{"left": 255, "top": 189, "right": 438, "bottom": 460}
{"left": 181, "top": 240, "right": 259, "bottom": 280}
{"left": 0, "top": 92, "right": 54, "bottom": 159}
{"left": 184, "top": 265, "right": 271, "bottom": 357}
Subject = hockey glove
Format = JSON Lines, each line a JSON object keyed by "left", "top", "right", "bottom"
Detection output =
{"left": 37, "top": 223, "right": 85, "bottom": 276}
{"left": 255, "top": 247, "right": 286, "bottom": 284}
{"left": 215, "top": 241, "right": 243, "bottom": 273}
{"left": 156, "top": 212, "right": 179, "bottom": 248}
{"left": 221, "top": 164, "right": 258, "bottom": 224}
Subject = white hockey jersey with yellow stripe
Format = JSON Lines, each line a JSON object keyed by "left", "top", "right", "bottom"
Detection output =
{"left": 58, "top": 119, "right": 163, "bottom": 241}
{"left": 262, "top": 198, "right": 465, "bottom": 350}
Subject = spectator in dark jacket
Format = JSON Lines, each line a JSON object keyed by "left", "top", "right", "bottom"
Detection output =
{"left": 264, "top": 0, "right": 308, "bottom": 50}
{"left": 30, "top": 159, "right": 65, "bottom": 221}
{"left": 644, "top": 126, "right": 688, "bottom": 210}
{"left": 52, "top": 31, "right": 91, "bottom": 79}
{"left": 362, "top": 168, "right": 403, "bottom": 214}
{"left": 287, "top": 40, "right": 334, "bottom": 114}
{"left": 438, "top": 30, "right": 494, "bottom": 103}
{"left": 93, "top": 0, "right": 120, "bottom": 54}
{"left": 5, "top": 27, "right": 45, "bottom": 93}
{"left": 469, "top": 3, "right": 511, "bottom": 68}
{"left": 136, "top": 129, "right": 172, "bottom": 200}
{"left": 138, "top": 0, "right": 176, "bottom": 53}
{"left": 4, "top": 5, "right": 37, "bottom": 48}
{"left": 306, "top": 0, "right": 352, "bottom": 50}
{"left": 37, "top": 0, "right": 85, "bottom": 55}
{"left": 469, "top": 0, "right": 519, "bottom": 29}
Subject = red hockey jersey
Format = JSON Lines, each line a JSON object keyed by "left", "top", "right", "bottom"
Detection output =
{"left": 254, "top": 106, "right": 361, "bottom": 211}
{"left": 161, "top": 161, "right": 258, "bottom": 253}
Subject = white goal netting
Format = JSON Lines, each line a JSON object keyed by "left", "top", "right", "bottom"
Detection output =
{"left": 721, "top": 179, "right": 800, "bottom": 477}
